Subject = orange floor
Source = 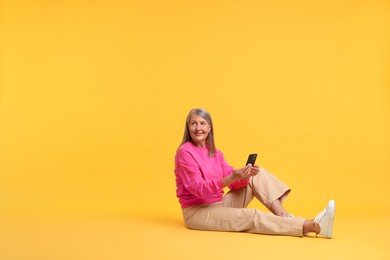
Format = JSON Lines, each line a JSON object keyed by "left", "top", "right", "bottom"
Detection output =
{"left": 0, "top": 212, "right": 389, "bottom": 260}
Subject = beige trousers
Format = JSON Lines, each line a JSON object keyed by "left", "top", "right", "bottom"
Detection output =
{"left": 182, "top": 168, "right": 305, "bottom": 237}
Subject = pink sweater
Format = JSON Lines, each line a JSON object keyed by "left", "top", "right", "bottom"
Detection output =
{"left": 175, "top": 142, "right": 250, "bottom": 208}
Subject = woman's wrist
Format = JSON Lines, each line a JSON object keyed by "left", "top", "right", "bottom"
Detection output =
{"left": 231, "top": 169, "right": 239, "bottom": 181}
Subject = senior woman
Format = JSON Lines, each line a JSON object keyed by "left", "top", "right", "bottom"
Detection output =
{"left": 174, "top": 108, "right": 335, "bottom": 238}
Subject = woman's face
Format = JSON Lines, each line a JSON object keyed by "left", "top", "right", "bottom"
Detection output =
{"left": 188, "top": 114, "right": 211, "bottom": 147}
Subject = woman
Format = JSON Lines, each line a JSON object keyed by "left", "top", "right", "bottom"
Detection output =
{"left": 174, "top": 108, "right": 335, "bottom": 238}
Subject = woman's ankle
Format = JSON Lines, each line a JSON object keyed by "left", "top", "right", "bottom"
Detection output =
{"left": 303, "top": 219, "right": 320, "bottom": 234}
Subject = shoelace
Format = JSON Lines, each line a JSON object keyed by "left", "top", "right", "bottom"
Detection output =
{"left": 314, "top": 208, "right": 327, "bottom": 225}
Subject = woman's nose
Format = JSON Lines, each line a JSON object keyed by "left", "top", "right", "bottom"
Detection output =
{"left": 195, "top": 124, "right": 203, "bottom": 130}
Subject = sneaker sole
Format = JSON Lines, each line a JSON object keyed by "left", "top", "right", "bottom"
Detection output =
{"left": 326, "top": 200, "right": 335, "bottom": 238}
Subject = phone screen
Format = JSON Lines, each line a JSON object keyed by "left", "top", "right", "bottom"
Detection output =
{"left": 246, "top": 154, "right": 257, "bottom": 166}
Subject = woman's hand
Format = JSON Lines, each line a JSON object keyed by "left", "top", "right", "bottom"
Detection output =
{"left": 221, "top": 165, "right": 261, "bottom": 187}
{"left": 250, "top": 165, "right": 260, "bottom": 177}
{"left": 231, "top": 165, "right": 252, "bottom": 181}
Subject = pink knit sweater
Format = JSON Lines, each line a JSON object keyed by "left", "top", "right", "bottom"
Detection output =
{"left": 174, "top": 142, "right": 249, "bottom": 208}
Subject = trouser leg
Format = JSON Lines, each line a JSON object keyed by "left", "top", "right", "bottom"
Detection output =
{"left": 182, "top": 167, "right": 304, "bottom": 237}
{"left": 182, "top": 204, "right": 304, "bottom": 237}
{"left": 249, "top": 167, "right": 291, "bottom": 209}
{"left": 222, "top": 167, "right": 291, "bottom": 209}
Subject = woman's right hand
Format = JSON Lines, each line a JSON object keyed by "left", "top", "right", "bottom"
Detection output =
{"left": 231, "top": 165, "right": 252, "bottom": 181}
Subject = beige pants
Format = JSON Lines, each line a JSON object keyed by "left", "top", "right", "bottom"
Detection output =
{"left": 182, "top": 168, "right": 305, "bottom": 237}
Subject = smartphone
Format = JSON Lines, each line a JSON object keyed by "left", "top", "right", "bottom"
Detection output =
{"left": 246, "top": 153, "right": 257, "bottom": 166}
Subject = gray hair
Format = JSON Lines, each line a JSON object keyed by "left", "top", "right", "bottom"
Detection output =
{"left": 179, "top": 108, "right": 216, "bottom": 157}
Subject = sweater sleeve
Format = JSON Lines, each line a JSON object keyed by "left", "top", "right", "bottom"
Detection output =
{"left": 176, "top": 150, "right": 224, "bottom": 199}
{"left": 229, "top": 178, "right": 250, "bottom": 190}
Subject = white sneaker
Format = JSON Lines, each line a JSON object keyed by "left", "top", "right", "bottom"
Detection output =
{"left": 314, "top": 200, "right": 335, "bottom": 238}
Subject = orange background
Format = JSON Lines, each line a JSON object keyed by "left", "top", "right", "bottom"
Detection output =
{"left": 1, "top": 0, "right": 389, "bottom": 259}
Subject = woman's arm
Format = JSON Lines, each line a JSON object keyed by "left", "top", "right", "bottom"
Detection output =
{"left": 218, "top": 151, "right": 254, "bottom": 189}
{"left": 220, "top": 165, "right": 252, "bottom": 187}
{"left": 176, "top": 151, "right": 227, "bottom": 199}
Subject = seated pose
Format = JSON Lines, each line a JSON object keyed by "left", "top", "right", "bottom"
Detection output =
{"left": 174, "top": 108, "right": 335, "bottom": 238}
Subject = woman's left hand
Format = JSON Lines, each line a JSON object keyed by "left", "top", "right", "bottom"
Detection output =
{"left": 250, "top": 165, "right": 260, "bottom": 177}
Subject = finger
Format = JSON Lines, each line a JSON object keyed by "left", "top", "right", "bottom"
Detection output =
{"left": 243, "top": 172, "right": 251, "bottom": 179}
